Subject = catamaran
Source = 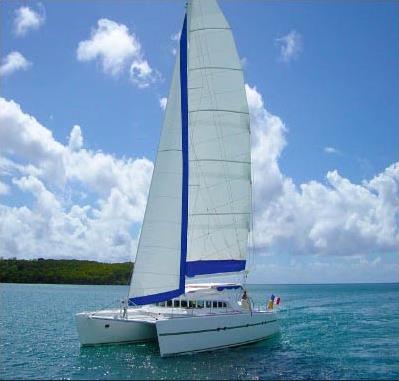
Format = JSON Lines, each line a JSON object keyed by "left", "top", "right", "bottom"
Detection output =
{"left": 76, "top": 0, "right": 279, "bottom": 357}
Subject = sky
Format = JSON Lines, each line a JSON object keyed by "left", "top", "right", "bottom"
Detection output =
{"left": 0, "top": 0, "right": 398, "bottom": 283}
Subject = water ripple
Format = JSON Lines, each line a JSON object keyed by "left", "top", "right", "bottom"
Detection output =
{"left": 1, "top": 283, "right": 398, "bottom": 380}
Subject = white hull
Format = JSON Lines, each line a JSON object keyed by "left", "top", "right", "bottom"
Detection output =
{"left": 156, "top": 311, "right": 279, "bottom": 357}
{"left": 75, "top": 310, "right": 156, "bottom": 346}
{"left": 75, "top": 284, "right": 281, "bottom": 356}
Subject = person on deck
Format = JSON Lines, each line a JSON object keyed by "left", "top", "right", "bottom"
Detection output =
{"left": 241, "top": 290, "right": 250, "bottom": 310}
{"left": 267, "top": 294, "right": 275, "bottom": 310}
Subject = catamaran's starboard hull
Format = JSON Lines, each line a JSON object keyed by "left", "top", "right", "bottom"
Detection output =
{"left": 75, "top": 312, "right": 156, "bottom": 346}
{"left": 156, "top": 311, "right": 279, "bottom": 357}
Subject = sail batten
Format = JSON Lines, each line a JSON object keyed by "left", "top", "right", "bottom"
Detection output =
{"left": 190, "top": 27, "right": 231, "bottom": 32}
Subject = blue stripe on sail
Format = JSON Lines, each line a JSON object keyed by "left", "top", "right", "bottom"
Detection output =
{"left": 185, "top": 260, "right": 246, "bottom": 277}
{"left": 129, "top": 15, "right": 189, "bottom": 307}
{"left": 179, "top": 14, "right": 189, "bottom": 292}
{"left": 128, "top": 288, "right": 182, "bottom": 306}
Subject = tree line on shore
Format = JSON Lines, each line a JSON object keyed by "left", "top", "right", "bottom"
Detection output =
{"left": 0, "top": 258, "right": 133, "bottom": 285}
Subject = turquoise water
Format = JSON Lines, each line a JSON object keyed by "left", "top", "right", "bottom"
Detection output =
{"left": 1, "top": 283, "right": 398, "bottom": 380}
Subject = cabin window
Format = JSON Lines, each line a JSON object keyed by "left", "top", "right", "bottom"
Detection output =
{"left": 206, "top": 301, "right": 211, "bottom": 308}
{"left": 181, "top": 300, "right": 188, "bottom": 308}
{"left": 218, "top": 301, "right": 223, "bottom": 308}
{"left": 159, "top": 301, "right": 166, "bottom": 307}
{"left": 213, "top": 301, "right": 218, "bottom": 308}
{"left": 189, "top": 300, "right": 195, "bottom": 309}
{"left": 197, "top": 300, "right": 204, "bottom": 308}
{"left": 167, "top": 300, "right": 172, "bottom": 307}
{"left": 173, "top": 300, "right": 180, "bottom": 308}
{"left": 222, "top": 302, "right": 227, "bottom": 308}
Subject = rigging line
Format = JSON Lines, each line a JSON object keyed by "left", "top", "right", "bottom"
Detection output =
{"left": 189, "top": 66, "right": 242, "bottom": 72}
{"left": 190, "top": 27, "right": 231, "bottom": 33}
{"left": 190, "top": 212, "right": 250, "bottom": 216}
{"left": 92, "top": 298, "right": 124, "bottom": 315}
{"left": 189, "top": 109, "right": 249, "bottom": 115}
{"left": 188, "top": 132, "right": 250, "bottom": 145}
{"left": 190, "top": 193, "right": 249, "bottom": 211}
{"left": 189, "top": 158, "right": 251, "bottom": 164}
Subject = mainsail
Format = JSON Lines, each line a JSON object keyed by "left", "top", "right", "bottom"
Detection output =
{"left": 129, "top": 0, "right": 250, "bottom": 305}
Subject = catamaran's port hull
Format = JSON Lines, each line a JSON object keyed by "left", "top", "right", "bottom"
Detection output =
{"left": 75, "top": 311, "right": 156, "bottom": 346}
{"left": 156, "top": 311, "right": 279, "bottom": 357}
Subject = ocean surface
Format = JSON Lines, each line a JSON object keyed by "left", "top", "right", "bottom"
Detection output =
{"left": 1, "top": 283, "right": 398, "bottom": 380}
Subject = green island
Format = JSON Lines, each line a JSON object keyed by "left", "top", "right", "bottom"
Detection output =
{"left": 0, "top": 258, "right": 133, "bottom": 285}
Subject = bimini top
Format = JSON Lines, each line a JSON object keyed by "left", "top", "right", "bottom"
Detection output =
{"left": 185, "top": 283, "right": 243, "bottom": 294}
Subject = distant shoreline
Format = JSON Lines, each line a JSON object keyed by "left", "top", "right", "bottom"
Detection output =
{"left": 1, "top": 259, "right": 397, "bottom": 286}
{"left": 0, "top": 258, "right": 133, "bottom": 285}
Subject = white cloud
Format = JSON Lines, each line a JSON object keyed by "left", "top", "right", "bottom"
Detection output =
{"left": 0, "top": 97, "right": 153, "bottom": 261}
{"left": 324, "top": 146, "right": 341, "bottom": 155}
{"left": 0, "top": 180, "right": 9, "bottom": 195}
{"left": 68, "top": 125, "right": 83, "bottom": 151}
{"left": 0, "top": 51, "right": 31, "bottom": 76}
{"left": 275, "top": 30, "right": 302, "bottom": 63}
{"left": 159, "top": 97, "right": 167, "bottom": 110}
{"left": 130, "top": 60, "right": 157, "bottom": 88}
{"left": 77, "top": 19, "right": 139, "bottom": 75}
{"left": 1, "top": 86, "right": 398, "bottom": 263}
{"left": 77, "top": 18, "right": 157, "bottom": 88}
{"left": 0, "top": 97, "right": 65, "bottom": 183}
{"left": 14, "top": 5, "right": 45, "bottom": 37}
{"left": 246, "top": 84, "right": 399, "bottom": 257}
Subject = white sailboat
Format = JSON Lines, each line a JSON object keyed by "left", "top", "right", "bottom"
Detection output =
{"left": 76, "top": 0, "right": 279, "bottom": 357}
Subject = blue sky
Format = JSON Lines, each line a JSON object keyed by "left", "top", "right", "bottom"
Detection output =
{"left": 1, "top": 0, "right": 398, "bottom": 283}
